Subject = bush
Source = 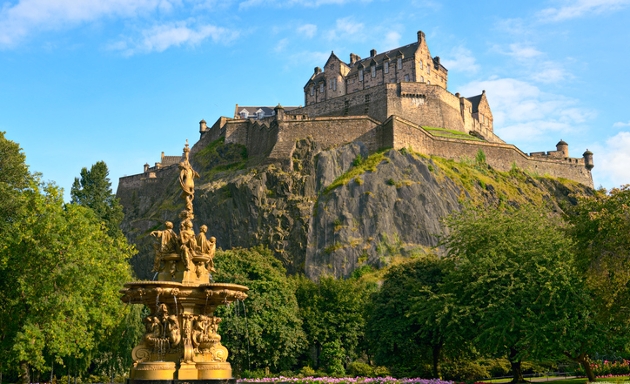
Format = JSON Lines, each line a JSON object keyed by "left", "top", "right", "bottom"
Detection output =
{"left": 299, "top": 366, "right": 316, "bottom": 376}
{"left": 373, "top": 366, "right": 391, "bottom": 377}
{"left": 320, "top": 340, "right": 345, "bottom": 376}
{"left": 347, "top": 361, "right": 374, "bottom": 377}
{"left": 441, "top": 361, "right": 489, "bottom": 382}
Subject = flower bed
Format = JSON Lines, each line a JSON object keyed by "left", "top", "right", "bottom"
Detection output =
{"left": 240, "top": 377, "right": 454, "bottom": 384}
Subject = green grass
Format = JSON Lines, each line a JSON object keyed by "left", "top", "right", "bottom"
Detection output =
{"left": 322, "top": 150, "right": 388, "bottom": 194}
{"left": 422, "top": 126, "right": 484, "bottom": 141}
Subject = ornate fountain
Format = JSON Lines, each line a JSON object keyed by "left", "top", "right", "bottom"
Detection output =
{"left": 120, "top": 141, "right": 248, "bottom": 383}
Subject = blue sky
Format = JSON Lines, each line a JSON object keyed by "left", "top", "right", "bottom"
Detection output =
{"left": 1, "top": 0, "right": 629, "bottom": 198}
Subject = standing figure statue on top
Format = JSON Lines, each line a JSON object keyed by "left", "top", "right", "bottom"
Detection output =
{"left": 179, "top": 140, "right": 199, "bottom": 213}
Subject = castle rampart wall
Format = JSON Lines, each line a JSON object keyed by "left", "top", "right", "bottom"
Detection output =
{"left": 269, "top": 116, "right": 383, "bottom": 168}
{"left": 389, "top": 117, "right": 593, "bottom": 187}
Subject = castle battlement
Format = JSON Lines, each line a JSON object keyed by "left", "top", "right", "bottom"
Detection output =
{"left": 120, "top": 30, "right": 594, "bottom": 190}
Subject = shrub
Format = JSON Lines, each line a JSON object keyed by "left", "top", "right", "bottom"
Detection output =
{"left": 299, "top": 366, "right": 316, "bottom": 376}
{"left": 347, "top": 361, "right": 374, "bottom": 377}
{"left": 320, "top": 340, "right": 346, "bottom": 376}
{"left": 441, "top": 360, "right": 489, "bottom": 382}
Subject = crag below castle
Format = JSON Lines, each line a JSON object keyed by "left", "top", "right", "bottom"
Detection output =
{"left": 118, "top": 138, "right": 591, "bottom": 279}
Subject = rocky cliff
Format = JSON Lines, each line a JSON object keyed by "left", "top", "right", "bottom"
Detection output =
{"left": 117, "top": 137, "right": 591, "bottom": 280}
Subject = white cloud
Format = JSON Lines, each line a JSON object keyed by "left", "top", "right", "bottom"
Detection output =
{"left": 0, "top": 0, "right": 178, "bottom": 47}
{"left": 380, "top": 31, "right": 401, "bottom": 51}
{"left": 275, "top": 37, "right": 289, "bottom": 52}
{"left": 531, "top": 62, "right": 569, "bottom": 83}
{"left": 538, "top": 0, "right": 630, "bottom": 22}
{"left": 238, "top": 0, "right": 370, "bottom": 9}
{"left": 110, "top": 22, "right": 238, "bottom": 55}
{"left": 596, "top": 131, "right": 630, "bottom": 187}
{"left": 326, "top": 17, "right": 364, "bottom": 40}
{"left": 441, "top": 46, "right": 479, "bottom": 74}
{"left": 287, "top": 50, "right": 330, "bottom": 68}
{"left": 506, "top": 43, "right": 542, "bottom": 59}
{"left": 458, "top": 78, "right": 594, "bottom": 144}
{"left": 297, "top": 24, "right": 317, "bottom": 38}
{"left": 613, "top": 121, "right": 630, "bottom": 127}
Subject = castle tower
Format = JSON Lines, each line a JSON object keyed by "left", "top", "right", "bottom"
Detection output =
{"left": 556, "top": 139, "right": 569, "bottom": 157}
{"left": 583, "top": 150, "right": 594, "bottom": 171}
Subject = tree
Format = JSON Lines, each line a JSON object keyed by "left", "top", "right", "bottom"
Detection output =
{"left": 0, "top": 181, "right": 136, "bottom": 383}
{"left": 563, "top": 186, "right": 630, "bottom": 381}
{"left": 440, "top": 204, "right": 589, "bottom": 383}
{"left": 213, "top": 246, "right": 306, "bottom": 374}
{"left": 71, "top": 161, "right": 124, "bottom": 237}
{"left": 295, "top": 275, "right": 376, "bottom": 371}
{"left": 366, "top": 255, "right": 450, "bottom": 378}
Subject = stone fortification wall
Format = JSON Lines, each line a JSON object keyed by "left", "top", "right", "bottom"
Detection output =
{"left": 390, "top": 117, "right": 593, "bottom": 187}
{"left": 269, "top": 115, "right": 384, "bottom": 168}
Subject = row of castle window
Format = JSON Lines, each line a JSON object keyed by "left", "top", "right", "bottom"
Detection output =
{"left": 309, "top": 72, "right": 432, "bottom": 96}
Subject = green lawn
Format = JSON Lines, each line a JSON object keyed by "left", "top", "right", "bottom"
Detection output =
{"left": 421, "top": 126, "right": 485, "bottom": 141}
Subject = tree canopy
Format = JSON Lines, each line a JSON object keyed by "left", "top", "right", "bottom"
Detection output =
{"left": 213, "top": 246, "right": 307, "bottom": 373}
{"left": 71, "top": 161, "right": 124, "bottom": 237}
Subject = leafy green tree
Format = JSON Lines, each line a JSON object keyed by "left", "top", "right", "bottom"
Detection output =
{"left": 440, "top": 204, "right": 589, "bottom": 383}
{"left": 71, "top": 161, "right": 124, "bottom": 237}
{"left": 0, "top": 181, "right": 136, "bottom": 383}
{"left": 213, "top": 246, "right": 306, "bottom": 373}
{"left": 563, "top": 186, "right": 630, "bottom": 381}
{"left": 295, "top": 275, "right": 376, "bottom": 369}
{"left": 367, "top": 255, "right": 450, "bottom": 378}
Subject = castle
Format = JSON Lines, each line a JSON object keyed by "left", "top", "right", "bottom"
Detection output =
{"left": 124, "top": 30, "right": 595, "bottom": 188}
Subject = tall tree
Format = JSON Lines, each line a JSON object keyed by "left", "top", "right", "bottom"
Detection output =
{"left": 367, "top": 255, "right": 450, "bottom": 378}
{"left": 213, "top": 246, "right": 306, "bottom": 374}
{"left": 0, "top": 181, "right": 136, "bottom": 383}
{"left": 440, "top": 204, "right": 589, "bottom": 383}
{"left": 295, "top": 275, "right": 376, "bottom": 371}
{"left": 0, "top": 132, "right": 31, "bottom": 249}
{"left": 71, "top": 161, "right": 124, "bottom": 237}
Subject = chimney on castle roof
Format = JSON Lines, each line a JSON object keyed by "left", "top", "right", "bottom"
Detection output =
{"left": 370, "top": 49, "right": 377, "bottom": 57}
{"left": 417, "top": 30, "right": 425, "bottom": 43}
{"left": 350, "top": 53, "right": 361, "bottom": 64}
{"left": 314, "top": 66, "right": 322, "bottom": 75}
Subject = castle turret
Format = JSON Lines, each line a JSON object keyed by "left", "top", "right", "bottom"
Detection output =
{"left": 274, "top": 104, "right": 285, "bottom": 121}
{"left": 556, "top": 139, "right": 569, "bottom": 157}
{"left": 199, "top": 119, "right": 207, "bottom": 133}
{"left": 583, "top": 149, "right": 594, "bottom": 171}
{"left": 144, "top": 163, "right": 149, "bottom": 173}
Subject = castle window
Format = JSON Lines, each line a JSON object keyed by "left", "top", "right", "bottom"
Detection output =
{"left": 333, "top": 78, "right": 337, "bottom": 91}
{"left": 384, "top": 61, "right": 389, "bottom": 73}
{"left": 310, "top": 86, "right": 314, "bottom": 96}
{"left": 239, "top": 110, "right": 248, "bottom": 119}
{"left": 371, "top": 65, "right": 376, "bottom": 77}
{"left": 397, "top": 57, "right": 402, "bottom": 69}
{"left": 427, "top": 80, "right": 431, "bottom": 85}
{"left": 359, "top": 69, "right": 364, "bottom": 81}
{"left": 256, "top": 109, "right": 265, "bottom": 119}
{"left": 427, "top": 65, "right": 431, "bottom": 74}
{"left": 419, "top": 61, "right": 423, "bottom": 69}
{"left": 420, "top": 76, "right": 424, "bottom": 82}
{"left": 320, "top": 83, "right": 324, "bottom": 93}
{"left": 404, "top": 74, "right": 410, "bottom": 81}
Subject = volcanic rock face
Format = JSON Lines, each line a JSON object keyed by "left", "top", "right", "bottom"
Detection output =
{"left": 117, "top": 138, "right": 590, "bottom": 280}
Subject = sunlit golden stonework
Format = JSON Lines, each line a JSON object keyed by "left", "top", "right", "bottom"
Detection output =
{"left": 120, "top": 140, "right": 248, "bottom": 383}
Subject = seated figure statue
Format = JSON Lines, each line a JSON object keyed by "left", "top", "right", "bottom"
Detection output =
{"left": 196, "top": 225, "right": 217, "bottom": 272}
{"left": 150, "top": 221, "right": 179, "bottom": 272}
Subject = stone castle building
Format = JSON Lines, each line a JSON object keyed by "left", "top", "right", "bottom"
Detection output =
{"left": 122, "top": 30, "right": 595, "bottom": 188}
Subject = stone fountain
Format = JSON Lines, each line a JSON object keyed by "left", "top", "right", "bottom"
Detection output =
{"left": 120, "top": 141, "right": 248, "bottom": 383}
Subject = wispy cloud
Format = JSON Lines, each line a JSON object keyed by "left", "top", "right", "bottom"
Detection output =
{"left": 613, "top": 121, "right": 630, "bottom": 127}
{"left": 441, "top": 46, "right": 479, "bottom": 74}
{"left": 596, "top": 131, "right": 630, "bottom": 187}
{"left": 297, "top": 24, "right": 317, "bottom": 38}
{"left": 538, "top": 0, "right": 630, "bottom": 22}
{"left": 109, "top": 22, "right": 238, "bottom": 55}
{"left": 274, "top": 37, "right": 289, "bottom": 52}
{"left": 238, "top": 0, "right": 370, "bottom": 10}
{"left": 505, "top": 43, "right": 542, "bottom": 59}
{"left": 326, "top": 17, "right": 364, "bottom": 40}
{"left": 380, "top": 31, "right": 401, "bottom": 51}
{"left": 459, "top": 78, "right": 594, "bottom": 145}
{"left": 0, "top": 0, "right": 177, "bottom": 47}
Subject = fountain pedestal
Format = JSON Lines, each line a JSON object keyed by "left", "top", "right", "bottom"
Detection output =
{"left": 120, "top": 141, "right": 248, "bottom": 383}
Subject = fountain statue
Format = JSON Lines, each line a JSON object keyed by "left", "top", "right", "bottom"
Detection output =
{"left": 120, "top": 140, "right": 248, "bottom": 383}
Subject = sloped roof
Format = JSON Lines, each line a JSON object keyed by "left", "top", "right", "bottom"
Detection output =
{"left": 466, "top": 94, "right": 483, "bottom": 113}
{"left": 234, "top": 106, "right": 300, "bottom": 119}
